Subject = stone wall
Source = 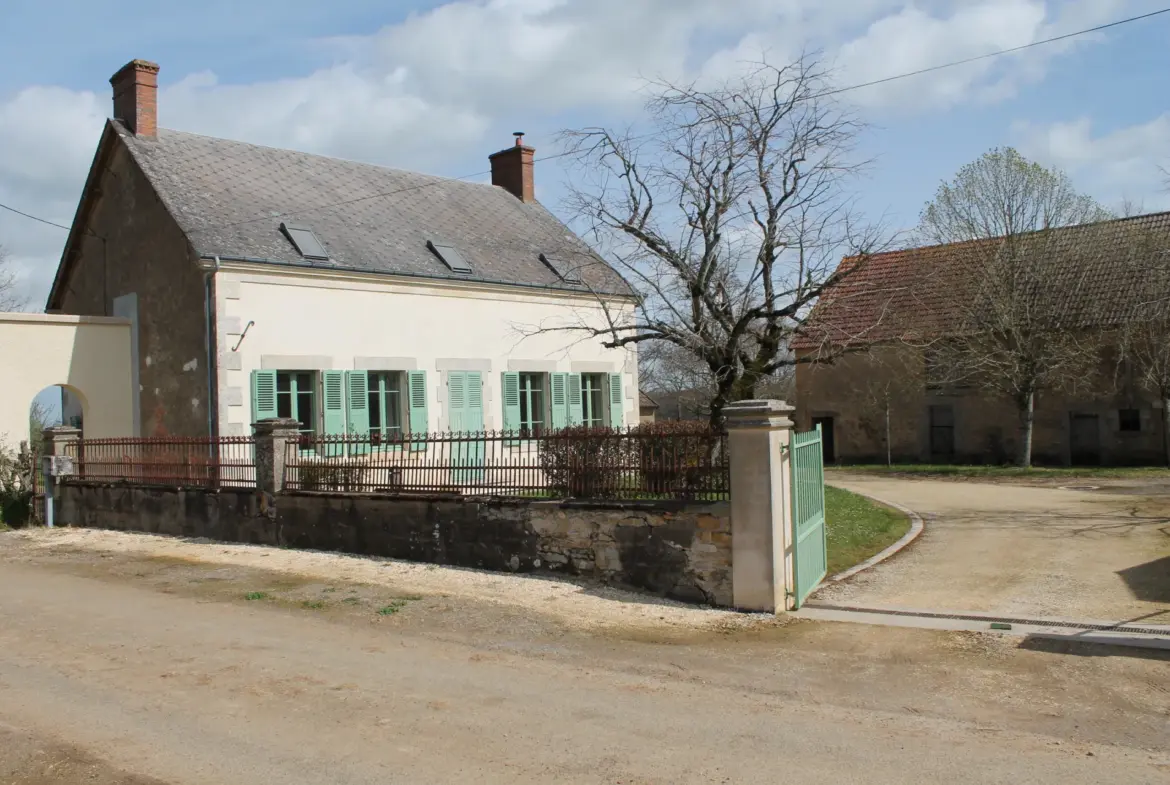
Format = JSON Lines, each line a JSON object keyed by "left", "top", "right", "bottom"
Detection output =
{"left": 53, "top": 137, "right": 212, "bottom": 438}
{"left": 795, "top": 342, "right": 1168, "bottom": 466}
{"left": 57, "top": 484, "right": 731, "bottom": 606}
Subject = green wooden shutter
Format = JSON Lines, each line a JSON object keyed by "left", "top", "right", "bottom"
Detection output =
{"left": 407, "top": 370, "right": 428, "bottom": 451}
{"left": 251, "top": 370, "right": 278, "bottom": 422}
{"left": 608, "top": 373, "right": 624, "bottom": 429}
{"left": 345, "top": 371, "right": 370, "bottom": 455}
{"left": 322, "top": 370, "right": 346, "bottom": 436}
{"left": 501, "top": 372, "right": 521, "bottom": 433}
{"left": 550, "top": 372, "right": 569, "bottom": 431}
{"left": 465, "top": 371, "right": 485, "bottom": 432}
{"left": 448, "top": 372, "right": 467, "bottom": 432}
{"left": 567, "top": 373, "right": 583, "bottom": 426}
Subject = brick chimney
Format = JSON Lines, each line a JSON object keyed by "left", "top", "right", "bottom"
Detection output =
{"left": 489, "top": 132, "right": 535, "bottom": 203}
{"left": 110, "top": 59, "right": 160, "bottom": 138}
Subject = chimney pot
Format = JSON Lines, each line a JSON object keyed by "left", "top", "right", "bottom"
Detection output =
{"left": 489, "top": 136, "right": 535, "bottom": 203}
{"left": 110, "top": 59, "right": 160, "bottom": 138}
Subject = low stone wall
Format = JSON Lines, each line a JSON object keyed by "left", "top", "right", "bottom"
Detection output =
{"left": 57, "top": 483, "right": 732, "bottom": 606}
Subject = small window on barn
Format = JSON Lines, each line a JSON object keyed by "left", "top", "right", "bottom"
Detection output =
{"left": 539, "top": 253, "right": 582, "bottom": 284}
{"left": 1119, "top": 408, "right": 1141, "bottom": 432}
{"left": 280, "top": 223, "right": 330, "bottom": 261}
{"left": 427, "top": 240, "right": 472, "bottom": 274}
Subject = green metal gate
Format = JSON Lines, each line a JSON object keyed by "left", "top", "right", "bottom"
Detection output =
{"left": 790, "top": 425, "right": 827, "bottom": 608}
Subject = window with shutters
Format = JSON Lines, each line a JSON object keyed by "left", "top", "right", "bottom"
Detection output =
{"left": 276, "top": 371, "right": 318, "bottom": 441}
{"left": 518, "top": 373, "right": 545, "bottom": 437}
{"left": 581, "top": 373, "right": 606, "bottom": 428}
{"left": 367, "top": 372, "right": 405, "bottom": 443}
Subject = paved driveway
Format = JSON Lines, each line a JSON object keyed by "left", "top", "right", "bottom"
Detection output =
{"left": 818, "top": 475, "right": 1170, "bottom": 624}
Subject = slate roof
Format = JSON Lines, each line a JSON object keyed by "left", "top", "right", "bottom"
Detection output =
{"left": 112, "top": 121, "right": 635, "bottom": 296}
{"left": 793, "top": 211, "right": 1170, "bottom": 351}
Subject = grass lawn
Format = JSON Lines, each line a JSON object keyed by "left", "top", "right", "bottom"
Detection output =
{"left": 824, "top": 485, "right": 912, "bottom": 576}
{"left": 829, "top": 464, "right": 1170, "bottom": 480}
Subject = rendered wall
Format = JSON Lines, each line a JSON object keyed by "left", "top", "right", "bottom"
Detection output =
{"left": 214, "top": 265, "right": 640, "bottom": 435}
{"left": 0, "top": 313, "right": 134, "bottom": 448}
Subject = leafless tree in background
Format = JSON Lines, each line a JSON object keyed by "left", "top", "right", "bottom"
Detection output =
{"left": 0, "top": 245, "right": 26, "bottom": 312}
{"left": 557, "top": 56, "right": 888, "bottom": 428}
{"left": 847, "top": 346, "right": 923, "bottom": 466}
{"left": 1118, "top": 314, "right": 1170, "bottom": 467}
{"left": 639, "top": 341, "right": 794, "bottom": 420}
{"left": 1114, "top": 215, "right": 1170, "bottom": 467}
{"left": 916, "top": 148, "right": 1113, "bottom": 467}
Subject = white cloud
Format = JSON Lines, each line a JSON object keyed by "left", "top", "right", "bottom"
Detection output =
{"left": 1015, "top": 114, "right": 1170, "bottom": 211}
{"left": 0, "top": 0, "right": 1148, "bottom": 308}
{"left": 830, "top": 0, "right": 1149, "bottom": 111}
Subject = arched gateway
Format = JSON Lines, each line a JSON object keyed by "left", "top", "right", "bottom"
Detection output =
{"left": 0, "top": 313, "right": 135, "bottom": 449}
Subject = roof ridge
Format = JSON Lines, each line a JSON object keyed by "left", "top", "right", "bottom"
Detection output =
{"left": 864, "top": 209, "right": 1170, "bottom": 262}
{"left": 145, "top": 124, "right": 497, "bottom": 190}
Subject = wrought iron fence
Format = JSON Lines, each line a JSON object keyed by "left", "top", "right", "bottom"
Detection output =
{"left": 30, "top": 459, "right": 44, "bottom": 523}
{"left": 64, "top": 436, "right": 257, "bottom": 489}
{"left": 284, "top": 426, "right": 729, "bottom": 500}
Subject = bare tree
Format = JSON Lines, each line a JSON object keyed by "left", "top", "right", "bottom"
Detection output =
{"left": 640, "top": 340, "right": 793, "bottom": 421}
{"left": 0, "top": 245, "right": 25, "bottom": 312}
{"left": 1118, "top": 316, "right": 1170, "bottom": 466}
{"left": 557, "top": 56, "right": 887, "bottom": 428}
{"left": 917, "top": 148, "right": 1113, "bottom": 467}
{"left": 849, "top": 345, "right": 923, "bottom": 466}
{"left": 1113, "top": 214, "right": 1170, "bottom": 466}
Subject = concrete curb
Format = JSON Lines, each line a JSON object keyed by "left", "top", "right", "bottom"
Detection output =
{"left": 793, "top": 606, "right": 1170, "bottom": 652}
{"left": 826, "top": 486, "right": 925, "bottom": 583}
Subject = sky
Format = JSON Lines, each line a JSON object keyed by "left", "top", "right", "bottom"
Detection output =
{"left": 2, "top": 1, "right": 1169, "bottom": 353}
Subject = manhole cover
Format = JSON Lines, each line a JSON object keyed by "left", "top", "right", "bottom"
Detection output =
{"left": 1059, "top": 484, "right": 1100, "bottom": 491}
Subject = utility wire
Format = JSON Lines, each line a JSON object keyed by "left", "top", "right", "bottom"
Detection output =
{"left": 0, "top": 201, "right": 74, "bottom": 232}
{"left": 817, "top": 7, "right": 1170, "bottom": 98}
{"left": 3, "top": 7, "right": 1168, "bottom": 235}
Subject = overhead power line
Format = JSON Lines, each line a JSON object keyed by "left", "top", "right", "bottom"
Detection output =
{"left": 2, "top": 7, "right": 1167, "bottom": 236}
{"left": 0, "top": 201, "right": 74, "bottom": 232}
{"left": 818, "top": 7, "right": 1170, "bottom": 98}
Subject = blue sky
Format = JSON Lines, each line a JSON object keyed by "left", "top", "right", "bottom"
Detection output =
{"left": 3, "top": 0, "right": 1170, "bottom": 419}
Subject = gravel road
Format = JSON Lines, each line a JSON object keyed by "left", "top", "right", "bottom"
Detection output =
{"left": 820, "top": 475, "right": 1170, "bottom": 621}
{"left": 1, "top": 528, "right": 1167, "bottom": 784}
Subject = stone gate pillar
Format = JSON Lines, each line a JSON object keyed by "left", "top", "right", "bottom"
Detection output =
{"left": 252, "top": 418, "right": 302, "bottom": 494}
{"left": 41, "top": 426, "right": 81, "bottom": 528}
{"left": 724, "top": 400, "right": 795, "bottom": 612}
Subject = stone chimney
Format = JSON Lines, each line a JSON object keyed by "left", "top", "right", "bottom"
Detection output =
{"left": 110, "top": 59, "right": 160, "bottom": 138}
{"left": 489, "top": 132, "right": 535, "bottom": 203}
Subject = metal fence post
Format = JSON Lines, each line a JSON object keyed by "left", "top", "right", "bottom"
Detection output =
{"left": 723, "top": 400, "right": 795, "bottom": 613}
{"left": 252, "top": 418, "right": 301, "bottom": 494}
{"left": 41, "top": 426, "right": 81, "bottom": 528}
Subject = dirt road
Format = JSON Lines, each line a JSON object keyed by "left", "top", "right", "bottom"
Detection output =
{"left": 1, "top": 529, "right": 1168, "bottom": 784}
{"left": 821, "top": 475, "right": 1170, "bottom": 622}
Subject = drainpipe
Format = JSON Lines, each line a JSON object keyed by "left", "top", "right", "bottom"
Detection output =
{"left": 202, "top": 256, "right": 221, "bottom": 438}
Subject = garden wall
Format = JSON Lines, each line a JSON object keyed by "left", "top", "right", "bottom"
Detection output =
{"left": 57, "top": 483, "right": 732, "bottom": 605}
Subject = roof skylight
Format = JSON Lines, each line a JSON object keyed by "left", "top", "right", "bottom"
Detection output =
{"left": 427, "top": 240, "right": 472, "bottom": 274}
{"left": 539, "top": 252, "right": 582, "bottom": 284}
{"left": 280, "top": 223, "right": 329, "bottom": 261}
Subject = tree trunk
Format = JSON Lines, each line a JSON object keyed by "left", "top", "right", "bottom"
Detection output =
{"left": 708, "top": 385, "right": 730, "bottom": 431}
{"left": 1163, "top": 398, "right": 1170, "bottom": 468}
{"left": 1017, "top": 390, "right": 1035, "bottom": 468}
{"left": 708, "top": 375, "right": 758, "bottom": 431}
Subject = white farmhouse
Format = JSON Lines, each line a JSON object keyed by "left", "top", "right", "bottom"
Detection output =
{"left": 49, "top": 59, "right": 639, "bottom": 441}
